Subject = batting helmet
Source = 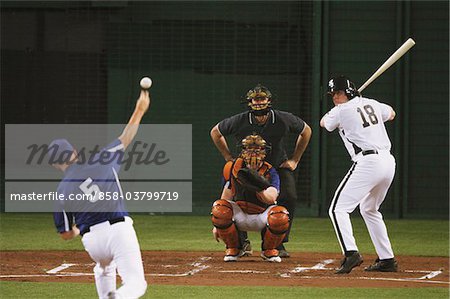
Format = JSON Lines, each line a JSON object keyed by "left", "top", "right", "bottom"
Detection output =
{"left": 245, "top": 84, "right": 272, "bottom": 116}
{"left": 327, "top": 76, "right": 360, "bottom": 99}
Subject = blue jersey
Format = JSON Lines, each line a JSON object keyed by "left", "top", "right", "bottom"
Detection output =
{"left": 53, "top": 139, "right": 129, "bottom": 234}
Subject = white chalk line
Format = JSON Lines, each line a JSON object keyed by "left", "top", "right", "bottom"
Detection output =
{"left": 2, "top": 257, "right": 212, "bottom": 279}
{"left": 2, "top": 273, "right": 448, "bottom": 285}
{"left": 219, "top": 270, "right": 270, "bottom": 274}
{"left": 279, "top": 259, "right": 448, "bottom": 284}
{"left": 2, "top": 257, "right": 448, "bottom": 285}
{"left": 146, "top": 256, "right": 212, "bottom": 277}
{"left": 0, "top": 272, "right": 205, "bottom": 278}
{"left": 162, "top": 265, "right": 179, "bottom": 268}
{"left": 0, "top": 273, "right": 93, "bottom": 278}
{"left": 404, "top": 270, "right": 438, "bottom": 274}
{"left": 299, "top": 275, "right": 450, "bottom": 285}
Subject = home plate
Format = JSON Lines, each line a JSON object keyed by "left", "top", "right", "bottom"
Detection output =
{"left": 280, "top": 259, "right": 335, "bottom": 277}
{"left": 46, "top": 263, "right": 77, "bottom": 274}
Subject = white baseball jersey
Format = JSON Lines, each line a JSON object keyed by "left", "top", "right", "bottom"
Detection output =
{"left": 322, "top": 96, "right": 393, "bottom": 161}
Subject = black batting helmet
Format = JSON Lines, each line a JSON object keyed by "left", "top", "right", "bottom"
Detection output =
{"left": 327, "top": 76, "right": 360, "bottom": 99}
{"left": 245, "top": 84, "right": 273, "bottom": 116}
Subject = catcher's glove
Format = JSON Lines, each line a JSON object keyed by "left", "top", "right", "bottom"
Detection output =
{"left": 237, "top": 168, "right": 271, "bottom": 193}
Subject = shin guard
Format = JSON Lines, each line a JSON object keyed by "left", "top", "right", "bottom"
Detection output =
{"left": 211, "top": 199, "right": 239, "bottom": 249}
{"left": 262, "top": 206, "right": 290, "bottom": 250}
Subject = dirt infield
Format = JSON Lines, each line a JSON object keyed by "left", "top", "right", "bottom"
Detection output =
{"left": 0, "top": 251, "right": 448, "bottom": 288}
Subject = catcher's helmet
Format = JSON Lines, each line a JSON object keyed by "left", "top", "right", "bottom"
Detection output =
{"left": 246, "top": 84, "right": 272, "bottom": 116}
{"left": 240, "top": 134, "right": 267, "bottom": 170}
{"left": 327, "top": 76, "right": 360, "bottom": 99}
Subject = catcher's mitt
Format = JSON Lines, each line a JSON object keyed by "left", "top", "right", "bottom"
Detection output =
{"left": 237, "top": 168, "right": 271, "bottom": 193}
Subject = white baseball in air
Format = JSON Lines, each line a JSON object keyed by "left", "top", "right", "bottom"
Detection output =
{"left": 140, "top": 77, "right": 152, "bottom": 89}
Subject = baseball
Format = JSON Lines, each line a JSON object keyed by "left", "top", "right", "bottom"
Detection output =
{"left": 140, "top": 77, "right": 152, "bottom": 89}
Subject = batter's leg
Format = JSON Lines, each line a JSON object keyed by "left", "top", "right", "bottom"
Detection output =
{"left": 359, "top": 158, "right": 395, "bottom": 260}
{"left": 328, "top": 162, "right": 374, "bottom": 255}
{"left": 359, "top": 188, "right": 394, "bottom": 259}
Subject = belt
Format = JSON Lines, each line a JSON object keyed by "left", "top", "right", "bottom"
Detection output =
{"left": 362, "top": 150, "right": 378, "bottom": 156}
{"left": 81, "top": 217, "right": 125, "bottom": 236}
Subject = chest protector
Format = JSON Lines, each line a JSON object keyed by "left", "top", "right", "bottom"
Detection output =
{"left": 223, "top": 158, "right": 272, "bottom": 214}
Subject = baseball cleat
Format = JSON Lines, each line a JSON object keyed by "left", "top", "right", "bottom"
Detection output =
{"left": 335, "top": 252, "right": 363, "bottom": 274}
{"left": 240, "top": 239, "right": 253, "bottom": 257}
{"left": 224, "top": 255, "right": 239, "bottom": 262}
{"left": 223, "top": 248, "right": 242, "bottom": 262}
{"left": 261, "top": 250, "right": 282, "bottom": 263}
{"left": 365, "top": 258, "right": 398, "bottom": 272}
{"left": 277, "top": 244, "right": 290, "bottom": 258}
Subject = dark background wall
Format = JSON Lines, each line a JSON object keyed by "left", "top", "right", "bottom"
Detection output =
{"left": 1, "top": 1, "right": 448, "bottom": 218}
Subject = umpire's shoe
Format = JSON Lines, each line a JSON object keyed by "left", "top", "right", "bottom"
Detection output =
{"left": 240, "top": 239, "right": 253, "bottom": 257}
{"left": 335, "top": 252, "right": 363, "bottom": 274}
{"left": 277, "top": 244, "right": 290, "bottom": 258}
{"left": 365, "top": 258, "right": 398, "bottom": 272}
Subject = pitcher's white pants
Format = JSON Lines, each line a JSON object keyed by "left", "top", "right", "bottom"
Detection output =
{"left": 328, "top": 152, "right": 396, "bottom": 260}
{"left": 82, "top": 216, "right": 147, "bottom": 299}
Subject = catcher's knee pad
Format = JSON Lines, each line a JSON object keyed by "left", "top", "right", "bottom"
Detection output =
{"left": 211, "top": 199, "right": 234, "bottom": 229}
{"left": 262, "top": 206, "right": 290, "bottom": 250}
{"left": 267, "top": 206, "right": 290, "bottom": 234}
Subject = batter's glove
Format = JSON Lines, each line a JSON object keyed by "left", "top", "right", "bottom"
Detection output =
{"left": 237, "top": 168, "right": 271, "bottom": 193}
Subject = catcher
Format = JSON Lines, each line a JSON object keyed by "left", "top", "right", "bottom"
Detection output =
{"left": 211, "top": 134, "right": 290, "bottom": 262}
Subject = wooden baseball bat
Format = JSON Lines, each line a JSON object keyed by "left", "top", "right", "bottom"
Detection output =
{"left": 358, "top": 38, "right": 416, "bottom": 93}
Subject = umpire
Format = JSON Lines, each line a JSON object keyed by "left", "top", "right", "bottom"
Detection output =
{"left": 210, "top": 84, "right": 311, "bottom": 257}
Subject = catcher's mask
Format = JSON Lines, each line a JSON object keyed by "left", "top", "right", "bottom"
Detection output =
{"left": 240, "top": 134, "right": 267, "bottom": 170}
{"left": 327, "top": 76, "right": 360, "bottom": 100}
{"left": 246, "top": 84, "right": 272, "bottom": 116}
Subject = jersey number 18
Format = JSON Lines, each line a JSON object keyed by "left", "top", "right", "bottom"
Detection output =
{"left": 357, "top": 105, "right": 378, "bottom": 128}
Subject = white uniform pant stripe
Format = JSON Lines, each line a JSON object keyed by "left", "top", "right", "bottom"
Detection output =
{"left": 328, "top": 162, "right": 357, "bottom": 254}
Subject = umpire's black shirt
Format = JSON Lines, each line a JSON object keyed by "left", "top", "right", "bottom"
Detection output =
{"left": 218, "top": 109, "right": 306, "bottom": 168}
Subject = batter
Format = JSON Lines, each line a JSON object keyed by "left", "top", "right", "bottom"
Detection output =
{"left": 320, "top": 75, "right": 398, "bottom": 274}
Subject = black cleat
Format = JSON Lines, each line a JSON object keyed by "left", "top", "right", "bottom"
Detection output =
{"left": 335, "top": 252, "right": 363, "bottom": 274}
{"left": 365, "top": 258, "right": 398, "bottom": 272}
{"left": 277, "top": 244, "right": 290, "bottom": 258}
{"left": 240, "top": 239, "right": 253, "bottom": 257}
